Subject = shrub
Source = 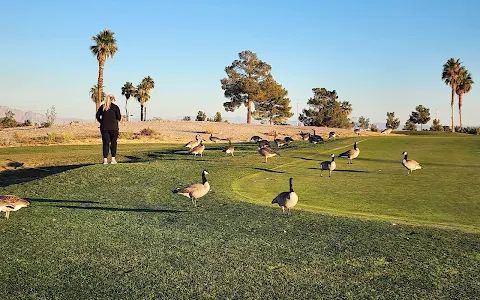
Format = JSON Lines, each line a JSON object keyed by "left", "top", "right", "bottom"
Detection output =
{"left": 182, "top": 116, "right": 191, "bottom": 121}
{"left": 46, "top": 132, "right": 73, "bottom": 143}
{"left": 14, "top": 132, "right": 33, "bottom": 144}
{"left": 430, "top": 119, "right": 443, "bottom": 131}
{"left": 196, "top": 111, "right": 206, "bottom": 121}
{"left": 41, "top": 121, "right": 53, "bottom": 128}
{"left": 214, "top": 112, "right": 222, "bottom": 122}
{"left": 119, "top": 132, "right": 134, "bottom": 140}
{"left": 138, "top": 128, "right": 156, "bottom": 136}
{"left": 370, "top": 124, "right": 379, "bottom": 132}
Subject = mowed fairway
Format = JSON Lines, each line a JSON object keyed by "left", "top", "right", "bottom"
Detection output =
{"left": 0, "top": 135, "right": 479, "bottom": 299}
{"left": 235, "top": 135, "right": 480, "bottom": 231}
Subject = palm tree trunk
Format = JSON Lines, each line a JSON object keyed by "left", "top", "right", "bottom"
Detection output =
{"left": 125, "top": 99, "right": 129, "bottom": 122}
{"left": 458, "top": 93, "right": 463, "bottom": 128}
{"left": 451, "top": 87, "right": 455, "bottom": 132}
{"left": 144, "top": 105, "right": 147, "bottom": 121}
{"left": 247, "top": 100, "right": 252, "bottom": 124}
{"left": 97, "top": 60, "right": 105, "bottom": 112}
{"left": 140, "top": 104, "right": 144, "bottom": 121}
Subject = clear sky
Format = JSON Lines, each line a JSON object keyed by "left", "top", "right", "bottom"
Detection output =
{"left": 1, "top": 0, "right": 479, "bottom": 125}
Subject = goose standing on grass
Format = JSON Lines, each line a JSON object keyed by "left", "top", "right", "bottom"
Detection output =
{"left": 309, "top": 130, "right": 324, "bottom": 144}
{"left": 258, "top": 146, "right": 278, "bottom": 163}
{"left": 184, "top": 135, "right": 200, "bottom": 149}
{"left": 209, "top": 133, "right": 222, "bottom": 143}
{"left": 274, "top": 131, "right": 286, "bottom": 148}
{"left": 0, "top": 195, "right": 30, "bottom": 219}
{"left": 299, "top": 131, "right": 310, "bottom": 141}
{"left": 257, "top": 140, "right": 271, "bottom": 148}
{"left": 173, "top": 170, "right": 210, "bottom": 207}
{"left": 339, "top": 141, "right": 360, "bottom": 164}
{"left": 222, "top": 140, "right": 235, "bottom": 156}
{"left": 328, "top": 132, "right": 336, "bottom": 140}
{"left": 250, "top": 135, "right": 263, "bottom": 142}
{"left": 284, "top": 136, "right": 294, "bottom": 145}
{"left": 402, "top": 151, "right": 422, "bottom": 176}
{"left": 320, "top": 154, "right": 336, "bottom": 177}
{"left": 354, "top": 128, "right": 361, "bottom": 136}
{"left": 271, "top": 178, "right": 298, "bottom": 215}
{"left": 189, "top": 140, "right": 205, "bottom": 157}
{"left": 381, "top": 128, "right": 393, "bottom": 135}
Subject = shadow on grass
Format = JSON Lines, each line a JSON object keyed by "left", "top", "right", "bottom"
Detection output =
{"left": 27, "top": 198, "right": 102, "bottom": 204}
{"left": 0, "top": 164, "right": 93, "bottom": 188}
{"left": 55, "top": 205, "right": 186, "bottom": 213}
{"left": 253, "top": 167, "right": 285, "bottom": 174}
{"left": 308, "top": 168, "right": 370, "bottom": 174}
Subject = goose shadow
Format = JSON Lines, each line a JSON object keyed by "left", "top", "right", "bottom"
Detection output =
{"left": 55, "top": 205, "right": 186, "bottom": 213}
{"left": 307, "top": 168, "right": 370, "bottom": 173}
{"left": 27, "top": 198, "right": 102, "bottom": 204}
{"left": 253, "top": 167, "right": 285, "bottom": 174}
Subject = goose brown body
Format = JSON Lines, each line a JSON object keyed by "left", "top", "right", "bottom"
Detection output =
{"left": 258, "top": 146, "right": 278, "bottom": 163}
{"left": 339, "top": 142, "right": 360, "bottom": 164}
{"left": 189, "top": 140, "right": 205, "bottom": 156}
{"left": 173, "top": 170, "right": 210, "bottom": 207}
{"left": 402, "top": 151, "right": 422, "bottom": 175}
{"left": 222, "top": 140, "right": 234, "bottom": 156}
{"left": 272, "top": 178, "right": 298, "bottom": 214}
{"left": 185, "top": 135, "right": 200, "bottom": 149}
{"left": 0, "top": 195, "right": 30, "bottom": 219}
{"left": 320, "top": 154, "right": 336, "bottom": 177}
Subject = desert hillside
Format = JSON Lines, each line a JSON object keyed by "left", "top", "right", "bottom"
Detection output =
{"left": 0, "top": 120, "right": 379, "bottom": 146}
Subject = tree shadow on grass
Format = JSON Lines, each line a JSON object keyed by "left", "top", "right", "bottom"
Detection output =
{"left": 253, "top": 167, "right": 285, "bottom": 174}
{"left": 308, "top": 168, "right": 370, "bottom": 173}
{"left": 55, "top": 205, "right": 186, "bottom": 213}
{"left": 0, "top": 164, "right": 93, "bottom": 188}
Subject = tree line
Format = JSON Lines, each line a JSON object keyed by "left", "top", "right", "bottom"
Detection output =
{"left": 89, "top": 29, "right": 474, "bottom": 129}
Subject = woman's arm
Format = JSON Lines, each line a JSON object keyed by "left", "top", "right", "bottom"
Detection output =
{"left": 116, "top": 105, "right": 122, "bottom": 121}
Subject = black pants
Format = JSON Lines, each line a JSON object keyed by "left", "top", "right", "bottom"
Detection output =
{"left": 101, "top": 130, "right": 119, "bottom": 158}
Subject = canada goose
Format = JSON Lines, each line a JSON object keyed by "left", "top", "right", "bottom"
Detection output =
{"left": 299, "top": 131, "right": 310, "bottom": 141}
{"left": 257, "top": 140, "right": 271, "bottom": 148}
{"left": 189, "top": 140, "right": 205, "bottom": 157}
{"left": 250, "top": 135, "right": 263, "bottom": 142}
{"left": 402, "top": 151, "right": 422, "bottom": 175}
{"left": 0, "top": 195, "right": 30, "bottom": 219}
{"left": 381, "top": 128, "right": 393, "bottom": 135}
{"left": 184, "top": 135, "right": 200, "bottom": 149}
{"left": 222, "top": 140, "right": 235, "bottom": 156}
{"left": 275, "top": 139, "right": 286, "bottom": 148}
{"left": 271, "top": 178, "right": 298, "bottom": 215}
{"left": 209, "top": 133, "right": 222, "bottom": 143}
{"left": 339, "top": 141, "right": 360, "bottom": 164}
{"left": 284, "top": 136, "right": 294, "bottom": 145}
{"left": 328, "top": 132, "right": 336, "bottom": 140}
{"left": 172, "top": 170, "right": 210, "bottom": 207}
{"left": 258, "top": 146, "right": 278, "bottom": 163}
{"left": 354, "top": 128, "right": 361, "bottom": 136}
{"left": 309, "top": 130, "right": 324, "bottom": 144}
{"left": 320, "top": 154, "right": 336, "bottom": 177}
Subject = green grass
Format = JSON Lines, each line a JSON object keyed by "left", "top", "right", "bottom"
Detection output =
{"left": 1, "top": 137, "right": 479, "bottom": 299}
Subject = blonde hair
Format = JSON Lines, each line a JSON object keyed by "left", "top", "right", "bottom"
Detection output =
{"left": 103, "top": 94, "right": 115, "bottom": 111}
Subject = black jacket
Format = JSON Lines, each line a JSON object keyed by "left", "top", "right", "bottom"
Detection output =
{"left": 96, "top": 103, "right": 121, "bottom": 131}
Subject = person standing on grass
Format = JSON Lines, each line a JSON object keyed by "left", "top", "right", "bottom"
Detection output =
{"left": 96, "top": 94, "right": 121, "bottom": 164}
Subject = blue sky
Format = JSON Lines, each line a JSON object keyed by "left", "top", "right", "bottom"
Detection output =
{"left": 1, "top": 0, "right": 479, "bottom": 125}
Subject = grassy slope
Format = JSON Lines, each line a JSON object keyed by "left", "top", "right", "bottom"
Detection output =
{"left": 0, "top": 137, "right": 479, "bottom": 299}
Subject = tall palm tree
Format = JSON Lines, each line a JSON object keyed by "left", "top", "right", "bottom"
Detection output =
{"left": 456, "top": 69, "right": 474, "bottom": 128}
{"left": 90, "top": 29, "right": 118, "bottom": 111}
{"left": 135, "top": 83, "right": 150, "bottom": 121}
{"left": 121, "top": 82, "right": 135, "bottom": 121}
{"left": 89, "top": 84, "right": 105, "bottom": 106}
{"left": 140, "top": 76, "right": 155, "bottom": 121}
{"left": 442, "top": 58, "right": 464, "bottom": 132}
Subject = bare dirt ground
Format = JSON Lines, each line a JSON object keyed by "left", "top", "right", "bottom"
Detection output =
{"left": 0, "top": 120, "right": 381, "bottom": 147}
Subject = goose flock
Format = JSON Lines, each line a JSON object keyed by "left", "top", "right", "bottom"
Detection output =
{"left": 2, "top": 128, "right": 423, "bottom": 219}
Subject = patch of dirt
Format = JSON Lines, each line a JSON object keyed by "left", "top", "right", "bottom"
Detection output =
{"left": 0, "top": 120, "right": 381, "bottom": 147}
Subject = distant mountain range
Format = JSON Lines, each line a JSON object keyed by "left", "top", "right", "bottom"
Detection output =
{"left": 0, "top": 105, "right": 87, "bottom": 124}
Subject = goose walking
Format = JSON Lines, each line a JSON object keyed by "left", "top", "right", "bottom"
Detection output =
{"left": 258, "top": 146, "right": 278, "bottom": 163}
{"left": 222, "top": 140, "right": 235, "bottom": 156}
{"left": 172, "top": 170, "right": 210, "bottom": 207}
{"left": 402, "top": 151, "right": 422, "bottom": 176}
{"left": 328, "top": 132, "right": 336, "bottom": 140}
{"left": 189, "top": 140, "right": 205, "bottom": 157}
{"left": 209, "top": 133, "right": 222, "bottom": 143}
{"left": 250, "top": 135, "right": 263, "bottom": 142}
{"left": 184, "top": 135, "right": 200, "bottom": 149}
{"left": 0, "top": 195, "right": 30, "bottom": 219}
{"left": 339, "top": 141, "right": 360, "bottom": 164}
{"left": 272, "top": 178, "right": 298, "bottom": 215}
{"left": 381, "top": 128, "right": 393, "bottom": 135}
{"left": 320, "top": 154, "right": 336, "bottom": 177}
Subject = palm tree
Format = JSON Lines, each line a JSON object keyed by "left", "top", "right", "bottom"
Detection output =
{"left": 140, "top": 76, "right": 155, "bottom": 121}
{"left": 135, "top": 83, "right": 150, "bottom": 121}
{"left": 121, "top": 82, "right": 135, "bottom": 121}
{"left": 456, "top": 69, "right": 474, "bottom": 128}
{"left": 442, "top": 58, "right": 464, "bottom": 132}
{"left": 89, "top": 84, "right": 105, "bottom": 106}
{"left": 90, "top": 29, "right": 118, "bottom": 111}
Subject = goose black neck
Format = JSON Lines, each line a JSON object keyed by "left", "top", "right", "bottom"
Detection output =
{"left": 331, "top": 156, "right": 335, "bottom": 162}
{"left": 202, "top": 173, "right": 207, "bottom": 184}
{"left": 289, "top": 178, "right": 294, "bottom": 192}
{"left": 404, "top": 153, "right": 408, "bottom": 160}
{"left": 354, "top": 143, "right": 357, "bottom": 149}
